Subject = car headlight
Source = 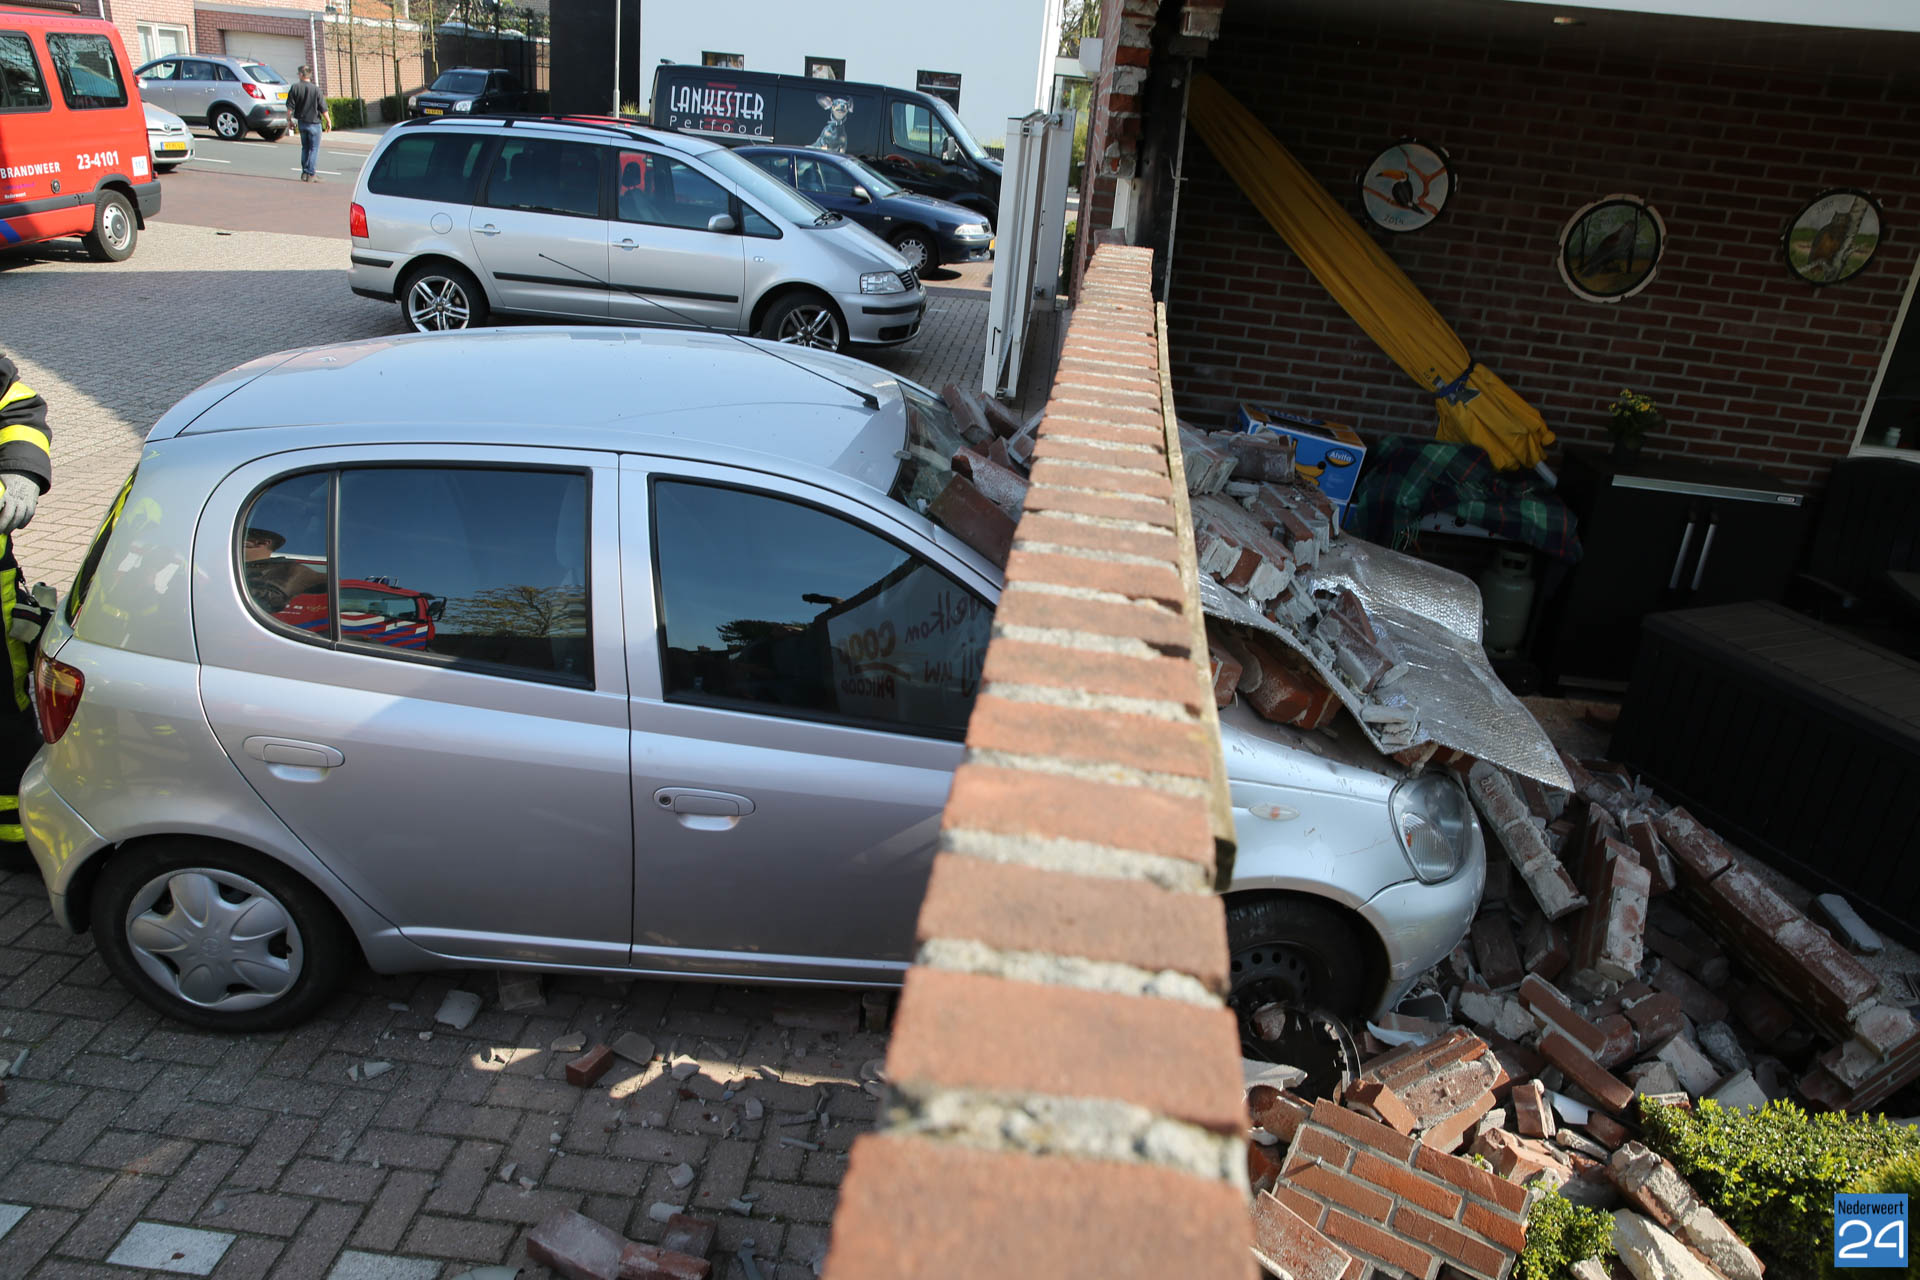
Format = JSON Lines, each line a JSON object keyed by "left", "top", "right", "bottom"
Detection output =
{"left": 860, "top": 271, "right": 905, "bottom": 294}
{"left": 1390, "top": 772, "right": 1474, "bottom": 884}
{"left": 453, "top": 99, "right": 472, "bottom": 113}
{"left": 408, "top": 94, "right": 420, "bottom": 109}
{"left": 953, "top": 222, "right": 987, "bottom": 237}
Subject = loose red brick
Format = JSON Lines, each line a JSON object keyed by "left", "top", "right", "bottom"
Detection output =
{"left": 565, "top": 1045, "right": 614, "bottom": 1088}
{"left": 1346, "top": 1080, "right": 1419, "bottom": 1135}
{"left": 529, "top": 1209, "right": 624, "bottom": 1280}
{"left": 1513, "top": 1079, "right": 1555, "bottom": 1139}
{"left": 1418, "top": 1089, "right": 1498, "bottom": 1155}
{"left": 964, "top": 694, "right": 1215, "bottom": 780}
{"left": 914, "top": 854, "right": 1229, "bottom": 993}
{"left": 1274, "top": 1181, "right": 1330, "bottom": 1231}
{"left": 1540, "top": 1031, "right": 1635, "bottom": 1114}
{"left": 1309, "top": 1098, "right": 1418, "bottom": 1162}
{"left": 1519, "top": 975, "right": 1609, "bottom": 1058}
{"left": 1653, "top": 808, "right": 1734, "bottom": 884}
{"left": 1773, "top": 919, "right": 1881, "bottom": 1021}
{"left": 886, "top": 968, "right": 1245, "bottom": 1136}
{"left": 1461, "top": 1199, "right": 1532, "bottom": 1256}
{"left": 1583, "top": 1110, "right": 1629, "bottom": 1148}
{"left": 1251, "top": 1188, "right": 1355, "bottom": 1280}
{"left": 1294, "top": 1125, "right": 1357, "bottom": 1170}
{"left": 1471, "top": 911, "right": 1525, "bottom": 988}
{"left": 1414, "top": 1145, "right": 1530, "bottom": 1216}
{"left": 823, "top": 1135, "right": 1251, "bottom": 1280}
{"left": 618, "top": 1241, "right": 712, "bottom": 1280}
{"left": 1623, "top": 992, "right": 1688, "bottom": 1048}
{"left": 1394, "top": 1206, "right": 1510, "bottom": 1279}
{"left": 1595, "top": 1014, "right": 1638, "bottom": 1070}
{"left": 1207, "top": 642, "right": 1241, "bottom": 707}
{"left": 1520, "top": 912, "right": 1570, "bottom": 983}
{"left": 1647, "top": 958, "right": 1732, "bottom": 1026}
{"left": 1471, "top": 1129, "right": 1566, "bottom": 1185}
{"left": 994, "top": 584, "right": 1191, "bottom": 653}
{"left": 658, "top": 1215, "right": 715, "bottom": 1262}
{"left": 1351, "top": 1150, "right": 1464, "bottom": 1219}
{"left": 1289, "top": 1159, "right": 1397, "bottom": 1222}
{"left": 1363, "top": 1028, "right": 1491, "bottom": 1093}
{"left": 941, "top": 763, "right": 1214, "bottom": 869}
{"left": 1250, "top": 1087, "right": 1311, "bottom": 1142}
{"left": 1730, "top": 981, "right": 1795, "bottom": 1045}
{"left": 926, "top": 474, "right": 1015, "bottom": 567}
{"left": 979, "top": 639, "right": 1205, "bottom": 714}
{"left": 1324, "top": 1208, "right": 1441, "bottom": 1279}
{"left": 1248, "top": 1140, "right": 1285, "bottom": 1195}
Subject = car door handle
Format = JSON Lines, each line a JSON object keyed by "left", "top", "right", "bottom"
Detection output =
{"left": 243, "top": 736, "right": 344, "bottom": 768}
{"left": 653, "top": 787, "right": 754, "bottom": 831}
{"left": 617, "top": 238, "right": 638, "bottom": 250}
{"left": 476, "top": 223, "right": 500, "bottom": 236}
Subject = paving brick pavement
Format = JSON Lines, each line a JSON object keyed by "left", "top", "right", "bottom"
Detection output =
{"left": 0, "top": 220, "right": 1011, "bottom": 1277}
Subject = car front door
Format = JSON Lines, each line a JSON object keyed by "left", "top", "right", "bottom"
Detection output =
{"left": 469, "top": 135, "right": 610, "bottom": 319}
{"left": 195, "top": 445, "right": 633, "bottom": 967}
{"left": 621, "top": 462, "right": 993, "bottom": 981}
{"left": 607, "top": 149, "right": 745, "bottom": 333}
{"left": 135, "top": 58, "right": 178, "bottom": 111}
{"left": 879, "top": 97, "right": 969, "bottom": 202}
{"left": 794, "top": 154, "right": 883, "bottom": 237}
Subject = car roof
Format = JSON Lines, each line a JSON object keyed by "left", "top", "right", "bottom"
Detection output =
{"left": 391, "top": 114, "right": 714, "bottom": 154}
{"left": 150, "top": 328, "right": 912, "bottom": 493}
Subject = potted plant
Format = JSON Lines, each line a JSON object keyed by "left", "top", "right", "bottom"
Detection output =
{"left": 1608, "top": 388, "right": 1663, "bottom": 469}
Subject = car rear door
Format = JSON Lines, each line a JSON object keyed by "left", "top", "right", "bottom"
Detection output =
{"left": 620, "top": 459, "right": 993, "bottom": 980}
{"left": 606, "top": 149, "right": 744, "bottom": 332}
{"left": 194, "top": 444, "right": 633, "bottom": 967}
{"left": 468, "top": 134, "right": 610, "bottom": 319}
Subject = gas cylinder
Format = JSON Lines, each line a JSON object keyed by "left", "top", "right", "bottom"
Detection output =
{"left": 1479, "top": 547, "right": 1536, "bottom": 656}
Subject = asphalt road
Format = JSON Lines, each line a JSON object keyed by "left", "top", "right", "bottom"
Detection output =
{"left": 175, "top": 130, "right": 372, "bottom": 183}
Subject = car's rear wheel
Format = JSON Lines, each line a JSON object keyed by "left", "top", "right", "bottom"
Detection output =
{"left": 82, "top": 191, "right": 137, "bottom": 262}
{"left": 91, "top": 840, "right": 352, "bottom": 1031}
{"left": 211, "top": 106, "right": 244, "bottom": 140}
{"left": 401, "top": 262, "right": 488, "bottom": 333}
{"left": 1226, "top": 895, "right": 1369, "bottom": 1099}
{"left": 890, "top": 229, "right": 934, "bottom": 273}
{"left": 761, "top": 293, "right": 846, "bottom": 352}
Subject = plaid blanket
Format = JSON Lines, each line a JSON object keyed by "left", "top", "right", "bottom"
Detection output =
{"left": 1346, "top": 435, "right": 1583, "bottom": 563}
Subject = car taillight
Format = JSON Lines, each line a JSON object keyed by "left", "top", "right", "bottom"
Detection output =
{"left": 349, "top": 202, "right": 368, "bottom": 238}
{"left": 33, "top": 649, "right": 83, "bottom": 744}
{"left": 243, "top": 81, "right": 265, "bottom": 99}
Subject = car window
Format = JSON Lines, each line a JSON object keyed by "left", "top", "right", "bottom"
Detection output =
{"left": 432, "top": 70, "right": 485, "bottom": 94}
{"left": 138, "top": 58, "right": 178, "bottom": 81}
{"left": 795, "top": 157, "right": 857, "bottom": 197}
{"left": 746, "top": 153, "right": 792, "bottom": 184}
{"left": 242, "top": 62, "right": 284, "bottom": 84}
{"left": 0, "top": 33, "right": 49, "bottom": 112}
{"left": 700, "top": 144, "right": 822, "bottom": 226}
{"left": 652, "top": 479, "right": 989, "bottom": 738}
{"left": 46, "top": 32, "right": 126, "bottom": 109}
{"left": 889, "top": 101, "right": 949, "bottom": 160}
{"left": 179, "top": 59, "right": 210, "bottom": 79}
{"left": 483, "top": 137, "right": 604, "bottom": 218}
{"left": 367, "top": 132, "right": 489, "bottom": 203}
{"left": 242, "top": 467, "right": 592, "bottom": 683}
{"left": 213, "top": 63, "right": 238, "bottom": 82}
{"left": 615, "top": 151, "right": 731, "bottom": 231}
{"left": 66, "top": 468, "right": 138, "bottom": 625}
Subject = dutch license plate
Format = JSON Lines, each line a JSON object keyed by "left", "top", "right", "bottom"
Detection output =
{"left": 423, "top": 107, "right": 444, "bottom": 115}
{"left": 161, "top": 142, "right": 186, "bottom": 153}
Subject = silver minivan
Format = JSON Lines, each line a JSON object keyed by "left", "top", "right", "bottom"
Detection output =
{"left": 22, "top": 331, "right": 1483, "bottom": 1089}
{"left": 134, "top": 54, "right": 290, "bottom": 140}
{"left": 347, "top": 117, "right": 927, "bottom": 351}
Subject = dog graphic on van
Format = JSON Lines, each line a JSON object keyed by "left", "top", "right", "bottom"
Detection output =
{"left": 811, "top": 96, "right": 854, "bottom": 152}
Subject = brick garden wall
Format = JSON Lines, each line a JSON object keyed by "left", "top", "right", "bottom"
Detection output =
{"left": 822, "top": 243, "right": 1252, "bottom": 1279}
{"left": 1164, "top": 10, "right": 1920, "bottom": 490}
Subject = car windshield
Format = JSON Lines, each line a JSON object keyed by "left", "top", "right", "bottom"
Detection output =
{"left": 242, "top": 63, "right": 284, "bottom": 84}
{"left": 839, "top": 154, "right": 901, "bottom": 197}
{"left": 932, "top": 99, "right": 990, "bottom": 163}
{"left": 431, "top": 71, "right": 486, "bottom": 94}
{"left": 702, "top": 146, "right": 826, "bottom": 226}
{"left": 889, "top": 383, "right": 996, "bottom": 555}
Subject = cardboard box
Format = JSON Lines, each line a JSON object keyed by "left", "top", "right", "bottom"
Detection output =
{"left": 1233, "top": 403, "right": 1368, "bottom": 514}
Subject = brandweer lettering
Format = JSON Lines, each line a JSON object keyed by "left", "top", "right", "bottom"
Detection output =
{"left": 669, "top": 85, "right": 765, "bottom": 122}
{"left": 0, "top": 161, "right": 61, "bottom": 179}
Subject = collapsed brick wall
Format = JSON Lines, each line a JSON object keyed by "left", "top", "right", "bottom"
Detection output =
{"left": 822, "top": 244, "right": 1253, "bottom": 1278}
{"left": 1164, "top": 9, "right": 1920, "bottom": 489}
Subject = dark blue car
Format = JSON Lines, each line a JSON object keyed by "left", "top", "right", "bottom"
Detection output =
{"left": 737, "top": 145, "right": 993, "bottom": 274}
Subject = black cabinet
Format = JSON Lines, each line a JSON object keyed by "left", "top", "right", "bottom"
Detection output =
{"left": 1540, "top": 447, "right": 1808, "bottom": 686}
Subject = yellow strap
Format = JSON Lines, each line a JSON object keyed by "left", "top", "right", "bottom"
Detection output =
{"left": 0, "top": 383, "right": 37, "bottom": 411}
{"left": 0, "top": 424, "right": 50, "bottom": 454}
{"left": 0, "top": 825, "right": 22, "bottom": 843}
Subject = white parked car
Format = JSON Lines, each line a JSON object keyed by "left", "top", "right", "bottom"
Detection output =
{"left": 144, "top": 100, "right": 194, "bottom": 172}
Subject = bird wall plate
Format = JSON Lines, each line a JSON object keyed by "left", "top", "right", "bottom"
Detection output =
{"left": 1359, "top": 140, "right": 1453, "bottom": 233}
{"left": 1784, "top": 188, "right": 1882, "bottom": 286}
{"left": 1558, "top": 196, "right": 1665, "bottom": 303}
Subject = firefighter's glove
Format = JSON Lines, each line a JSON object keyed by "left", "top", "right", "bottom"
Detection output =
{"left": 0, "top": 473, "right": 41, "bottom": 534}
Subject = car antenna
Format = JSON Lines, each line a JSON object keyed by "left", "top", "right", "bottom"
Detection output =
{"left": 535, "top": 252, "right": 881, "bottom": 410}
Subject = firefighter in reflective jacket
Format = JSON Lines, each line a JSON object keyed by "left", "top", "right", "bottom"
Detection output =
{"left": 0, "top": 355, "right": 51, "bottom": 851}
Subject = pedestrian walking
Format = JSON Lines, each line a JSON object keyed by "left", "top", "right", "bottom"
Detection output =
{"left": 0, "top": 355, "right": 52, "bottom": 863}
{"left": 288, "top": 65, "right": 331, "bottom": 183}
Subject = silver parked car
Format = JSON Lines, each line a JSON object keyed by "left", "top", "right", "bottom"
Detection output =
{"left": 134, "top": 53, "right": 289, "bottom": 140}
{"left": 22, "top": 331, "right": 1481, "bottom": 1085}
{"left": 144, "top": 100, "right": 194, "bottom": 172}
{"left": 347, "top": 117, "right": 926, "bottom": 351}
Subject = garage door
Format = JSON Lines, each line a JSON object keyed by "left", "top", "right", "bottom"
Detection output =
{"left": 220, "top": 32, "right": 307, "bottom": 82}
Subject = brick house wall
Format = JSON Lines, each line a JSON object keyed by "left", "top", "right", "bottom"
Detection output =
{"left": 1162, "top": 9, "right": 1920, "bottom": 490}
{"left": 193, "top": 7, "right": 321, "bottom": 86}
{"left": 95, "top": 0, "right": 197, "bottom": 63}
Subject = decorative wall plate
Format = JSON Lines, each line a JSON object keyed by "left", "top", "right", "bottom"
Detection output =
{"left": 1359, "top": 139, "right": 1453, "bottom": 233}
{"left": 1558, "top": 196, "right": 1665, "bottom": 302}
{"left": 1784, "top": 188, "right": 1882, "bottom": 286}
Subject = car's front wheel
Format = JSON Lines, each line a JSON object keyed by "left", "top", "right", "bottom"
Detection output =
{"left": 1226, "top": 895, "right": 1369, "bottom": 1099}
{"left": 890, "top": 229, "right": 934, "bottom": 273}
{"left": 761, "top": 293, "right": 846, "bottom": 352}
{"left": 401, "top": 262, "right": 489, "bottom": 333}
{"left": 82, "top": 190, "right": 137, "bottom": 262}
{"left": 91, "top": 841, "right": 353, "bottom": 1031}
{"left": 210, "top": 106, "right": 244, "bottom": 140}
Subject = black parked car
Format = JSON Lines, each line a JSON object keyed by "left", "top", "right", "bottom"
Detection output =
{"left": 737, "top": 145, "right": 992, "bottom": 273}
{"left": 409, "top": 68, "right": 532, "bottom": 118}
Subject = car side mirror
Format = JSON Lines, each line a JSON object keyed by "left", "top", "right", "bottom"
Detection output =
{"left": 137, "top": 77, "right": 148, "bottom": 89}
{"left": 707, "top": 212, "right": 737, "bottom": 233}
{"left": 851, "top": 184, "right": 872, "bottom": 203}
{"left": 427, "top": 598, "right": 446, "bottom": 621}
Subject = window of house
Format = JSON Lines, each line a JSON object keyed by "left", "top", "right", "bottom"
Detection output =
{"left": 652, "top": 479, "right": 990, "bottom": 738}
{"left": 242, "top": 467, "right": 591, "bottom": 683}
{"left": 701, "top": 51, "right": 744, "bottom": 69}
{"left": 803, "top": 56, "right": 845, "bottom": 81}
{"left": 135, "top": 21, "right": 188, "bottom": 64}
{"left": 614, "top": 151, "right": 731, "bottom": 231}
{"left": 367, "top": 132, "right": 489, "bottom": 203}
{"left": 46, "top": 32, "right": 126, "bottom": 109}
{"left": 482, "top": 137, "right": 604, "bottom": 218}
{"left": 0, "top": 33, "right": 48, "bottom": 112}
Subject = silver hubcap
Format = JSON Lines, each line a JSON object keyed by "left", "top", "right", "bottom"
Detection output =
{"left": 408, "top": 277, "right": 471, "bottom": 330}
{"left": 896, "top": 237, "right": 929, "bottom": 271}
{"left": 216, "top": 113, "right": 240, "bottom": 138}
{"left": 776, "top": 305, "right": 841, "bottom": 350}
{"left": 125, "top": 868, "right": 303, "bottom": 1011}
{"left": 101, "top": 203, "right": 131, "bottom": 252}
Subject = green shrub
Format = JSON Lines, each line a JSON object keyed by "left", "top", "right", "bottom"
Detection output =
{"left": 1825, "top": 1151, "right": 1920, "bottom": 1278}
{"left": 378, "top": 94, "right": 403, "bottom": 124}
{"left": 325, "top": 97, "right": 365, "bottom": 130}
{"left": 1515, "top": 1187, "right": 1612, "bottom": 1280}
{"left": 1642, "top": 1098, "right": 1920, "bottom": 1279}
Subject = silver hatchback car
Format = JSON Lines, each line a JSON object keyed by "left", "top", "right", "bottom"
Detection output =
{"left": 348, "top": 117, "right": 927, "bottom": 351}
{"left": 134, "top": 53, "right": 290, "bottom": 140}
{"left": 22, "top": 331, "right": 1482, "bottom": 1081}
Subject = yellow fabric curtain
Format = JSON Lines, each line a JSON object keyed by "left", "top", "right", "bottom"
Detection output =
{"left": 1186, "top": 73, "right": 1554, "bottom": 472}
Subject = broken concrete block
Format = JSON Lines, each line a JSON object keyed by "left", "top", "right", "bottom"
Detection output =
{"left": 1676, "top": 1204, "right": 1764, "bottom": 1280}
{"left": 668, "top": 1162, "right": 695, "bottom": 1190}
{"left": 1625, "top": 1061, "right": 1683, "bottom": 1099}
{"left": 496, "top": 971, "right": 545, "bottom": 1012}
{"left": 1458, "top": 985, "right": 1534, "bottom": 1043}
{"left": 1706, "top": 1069, "right": 1768, "bottom": 1114}
{"left": 1568, "top": 839, "right": 1652, "bottom": 998}
{"left": 611, "top": 1033, "right": 655, "bottom": 1067}
{"left": 1609, "top": 1144, "right": 1765, "bottom": 1280}
{"left": 1850, "top": 1003, "right": 1920, "bottom": 1060}
{"left": 1472, "top": 1127, "right": 1571, "bottom": 1187}
{"left": 647, "top": 1203, "right": 685, "bottom": 1224}
{"left": 1653, "top": 1034, "right": 1721, "bottom": 1098}
{"left": 1812, "top": 893, "right": 1884, "bottom": 955}
{"left": 1694, "top": 1022, "right": 1748, "bottom": 1077}
{"left": 1344, "top": 1080, "right": 1419, "bottom": 1135}
{"left": 1555, "top": 1128, "right": 1610, "bottom": 1161}
{"left": 435, "top": 989, "right": 483, "bottom": 1030}
{"left": 1178, "top": 426, "right": 1237, "bottom": 496}
{"left": 1470, "top": 765, "right": 1589, "bottom": 921}
{"left": 528, "top": 1209, "right": 625, "bottom": 1280}
{"left": 566, "top": 1045, "right": 614, "bottom": 1088}
{"left": 552, "top": 1033, "right": 588, "bottom": 1054}
{"left": 1513, "top": 1079, "right": 1555, "bottom": 1139}
{"left": 669, "top": 1060, "right": 700, "bottom": 1081}
{"left": 1612, "top": 1211, "right": 1720, "bottom": 1280}
{"left": 618, "top": 1240, "right": 713, "bottom": 1280}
